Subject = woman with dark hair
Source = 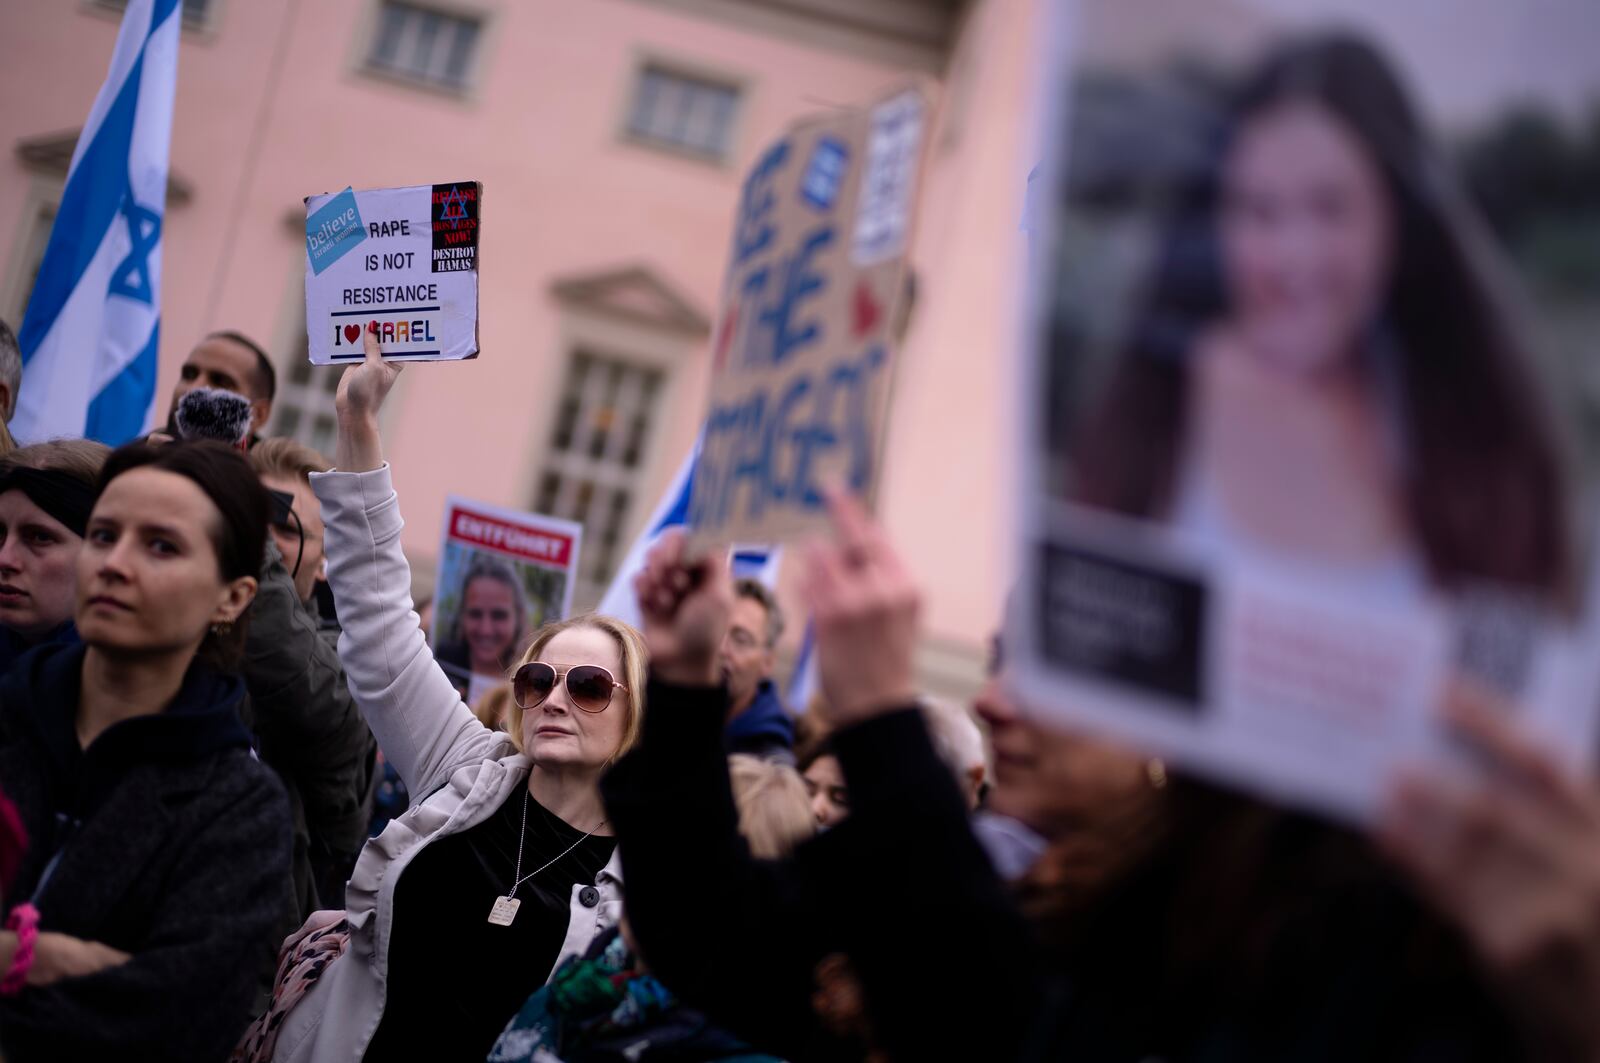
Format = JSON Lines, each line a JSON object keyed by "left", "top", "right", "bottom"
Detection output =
{"left": 0, "top": 441, "right": 292, "bottom": 1061}
{"left": 798, "top": 738, "right": 850, "bottom": 829}
{"left": 1072, "top": 33, "right": 1569, "bottom": 602}
{"left": 613, "top": 497, "right": 1535, "bottom": 1062}
{"left": 0, "top": 440, "right": 111, "bottom": 674}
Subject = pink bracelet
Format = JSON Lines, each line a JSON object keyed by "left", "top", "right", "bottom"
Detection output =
{"left": 1, "top": 903, "right": 40, "bottom": 995}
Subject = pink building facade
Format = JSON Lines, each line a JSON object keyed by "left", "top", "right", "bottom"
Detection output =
{"left": 0, "top": 0, "right": 1036, "bottom": 698}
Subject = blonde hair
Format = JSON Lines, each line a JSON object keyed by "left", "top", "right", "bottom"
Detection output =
{"left": 473, "top": 682, "right": 513, "bottom": 733}
{"left": 249, "top": 437, "right": 331, "bottom": 484}
{"left": 921, "top": 696, "right": 989, "bottom": 783}
{"left": 728, "top": 754, "right": 816, "bottom": 858}
{"left": 7, "top": 438, "right": 111, "bottom": 484}
{"left": 505, "top": 613, "right": 648, "bottom": 761}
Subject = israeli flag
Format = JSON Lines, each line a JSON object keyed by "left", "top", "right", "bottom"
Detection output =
{"left": 597, "top": 443, "right": 781, "bottom": 629}
{"left": 14, "top": 0, "right": 181, "bottom": 445}
{"left": 785, "top": 620, "right": 819, "bottom": 713}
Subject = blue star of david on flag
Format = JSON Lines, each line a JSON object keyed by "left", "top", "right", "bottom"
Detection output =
{"left": 801, "top": 137, "right": 850, "bottom": 212}
{"left": 109, "top": 187, "right": 161, "bottom": 304}
{"left": 438, "top": 186, "right": 470, "bottom": 228}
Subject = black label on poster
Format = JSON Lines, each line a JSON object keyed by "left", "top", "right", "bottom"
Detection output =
{"left": 1036, "top": 541, "right": 1206, "bottom": 708}
{"left": 431, "top": 182, "right": 480, "bottom": 273}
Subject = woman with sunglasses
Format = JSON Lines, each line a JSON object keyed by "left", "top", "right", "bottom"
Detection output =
{"left": 259, "top": 327, "right": 645, "bottom": 1063}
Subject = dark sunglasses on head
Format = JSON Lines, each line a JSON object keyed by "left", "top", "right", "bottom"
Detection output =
{"left": 513, "top": 661, "right": 626, "bottom": 713}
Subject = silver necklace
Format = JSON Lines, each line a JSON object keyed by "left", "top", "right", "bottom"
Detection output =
{"left": 487, "top": 789, "right": 604, "bottom": 927}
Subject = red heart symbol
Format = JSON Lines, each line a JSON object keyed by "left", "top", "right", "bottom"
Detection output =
{"left": 343, "top": 324, "right": 361, "bottom": 344}
{"left": 852, "top": 280, "right": 881, "bottom": 338}
{"left": 713, "top": 304, "right": 738, "bottom": 372}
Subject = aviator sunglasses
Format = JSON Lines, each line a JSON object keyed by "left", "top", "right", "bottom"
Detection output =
{"left": 512, "top": 661, "right": 627, "bottom": 713}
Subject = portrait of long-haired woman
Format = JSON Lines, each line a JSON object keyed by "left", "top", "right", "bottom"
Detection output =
{"left": 1066, "top": 33, "right": 1571, "bottom": 608}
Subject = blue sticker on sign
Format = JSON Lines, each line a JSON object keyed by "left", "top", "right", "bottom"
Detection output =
{"left": 305, "top": 187, "right": 366, "bottom": 276}
{"left": 800, "top": 137, "right": 849, "bottom": 211}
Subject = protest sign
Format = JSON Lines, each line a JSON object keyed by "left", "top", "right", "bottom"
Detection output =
{"left": 304, "top": 181, "right": 481, "bottom": 364}
{"left": 432, "top": 496, "right": 581, "bottom": 705}
{"left": 688, "top": 87, "right": 927, "bottom": 544}
{"left": 1012, "top": 2, "right": 1600, "bottom": 821}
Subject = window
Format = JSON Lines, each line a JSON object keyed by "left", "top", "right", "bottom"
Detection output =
{"left": 625, "top": 64, "right": 740, "bottom": 161}
{"left": 93, "top": 0, "right": 215, "bottom": 31}
{"left": 366, "top": 1, "right": 482, "bottom": 91}
{"left": 535, "top": 351, "right": 665, "bottom": 589}
{"left": 270, "top": 339, "right": 344, "bottom": 459}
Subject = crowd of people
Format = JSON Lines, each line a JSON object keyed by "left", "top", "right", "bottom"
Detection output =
{"left": 0, "top": 314, "right": 1595, "bottom": 1062}
{"left": 3, "top": 30, "right": 1600, "bottom": 1063}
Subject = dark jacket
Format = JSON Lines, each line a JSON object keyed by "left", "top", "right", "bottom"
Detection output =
{"left": 602, "top": 678, "right": 1028, "bottom": 1061}
{"left": 0, "top": 642, "right": 292, "bottom": 1062}
{"left": 604, "top": 678, "right": 1523, "bottom": 1063}
{"left": 0, "top": 620, "right": 78, "bottom": 679}
{"left": 723, "top": 679, "right": 795, "bottom": 762}
{"left": 240, "top": 541, "right": 376, "bottom": 920}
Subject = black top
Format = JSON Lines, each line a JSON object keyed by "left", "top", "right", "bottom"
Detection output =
{"left": 602, "top": 678, "right": 1024, "bottom": 1062}
{"left": 602, "top": 677, "right": 1522, "bottom": 1063}
{"left": 0, "top": 642, "right": 292, "bottom": 1063}
{"left": 364, "top": 785, "right": 615, "bottom": 1063}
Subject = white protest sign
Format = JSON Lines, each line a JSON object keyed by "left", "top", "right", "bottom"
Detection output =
{"left": 304, "top": 181, "right": 481, "bottom": 364}
{"left": 1011, "top": 4, "right": 1600, "bottom": 821}
{"left": 431, "top": 496, "right": 582, "bottom": 705}
{"left": 688, "top": 87, "right": 927, "bottom": 545}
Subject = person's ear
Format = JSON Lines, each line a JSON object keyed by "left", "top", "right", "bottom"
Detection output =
{"left": 213, "top": 575, "right": 259, "bottom": 626}
{"left": 964, "top": 765, "right": 986, "bottom": 809}
{"left": 250, "top": 397, "right": 272, "bottom": 435}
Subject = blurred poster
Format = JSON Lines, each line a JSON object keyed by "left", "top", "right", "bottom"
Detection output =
{"left": 433, "top": 497, "right": 581, "bottom": 705}
{"left": 689, "top": 86, "right": 926, "bottom": 544}
{"left": 1013, "top": 0, "right": 1600, "bottom": 819}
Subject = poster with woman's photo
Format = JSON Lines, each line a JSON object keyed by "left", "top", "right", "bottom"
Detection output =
{"left": 432, "top": 497, "right": 582, "bottom": 706}
{"left": 1014, "top": 0, "right": 1600, "bottom": 819}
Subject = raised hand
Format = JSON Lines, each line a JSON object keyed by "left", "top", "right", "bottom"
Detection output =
{"left": 800, "top": 490, "right": 921, "bottom": 728}
{"left": 633, "top": 529, "right": 732, "bottom": 687}
{"left": 334, "top": 323, "right": 404, "bottom": 472}
{"left": 1379, "top": 682, "right": 1600, "bottom": 1060}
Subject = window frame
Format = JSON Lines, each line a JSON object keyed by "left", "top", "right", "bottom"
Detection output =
{"left": 524, "top": 310, "right": 697, "bottom": 610}
{"left": 535, "top": 349, "right": 667, "bottom": 589}
{"left": 617, "top": 52, "right": 750, "bottom": 167}
{"left": 352, "top": 0, "right": 494, "bottom": 100}
{"left": 84, "top": 0, "right": 224, "bottom": 37}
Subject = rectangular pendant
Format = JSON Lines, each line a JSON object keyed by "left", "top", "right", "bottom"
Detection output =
{"left": 487, "top": 895, "right": 520, "bottom": 926}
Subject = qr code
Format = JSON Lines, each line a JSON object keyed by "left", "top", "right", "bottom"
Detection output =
{"left": 852, "top": 92, "right": 924, "bottom": 265}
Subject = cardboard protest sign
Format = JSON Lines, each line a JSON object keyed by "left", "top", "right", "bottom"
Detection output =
{"left": 431, "top": 496, "right": 581, "bottom": 705}
{"left": 688, "top": 88, "right": 927, "bottom": 544}
{"left": 304, "top": 181, "right": 481, "bottom": 364}
{"left": 1012, "top": 3, "right": 1600, "bottom": 821}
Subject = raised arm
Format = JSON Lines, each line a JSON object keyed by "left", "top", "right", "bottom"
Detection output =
{"left": 797, "top": 492, "right": 1045, "bottom": 1062}
{"left": 602, "top": 531, "right": 832, "bottom": 1056}
{"left": 310, "top": 325, "right": 503, "bottom": 798}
